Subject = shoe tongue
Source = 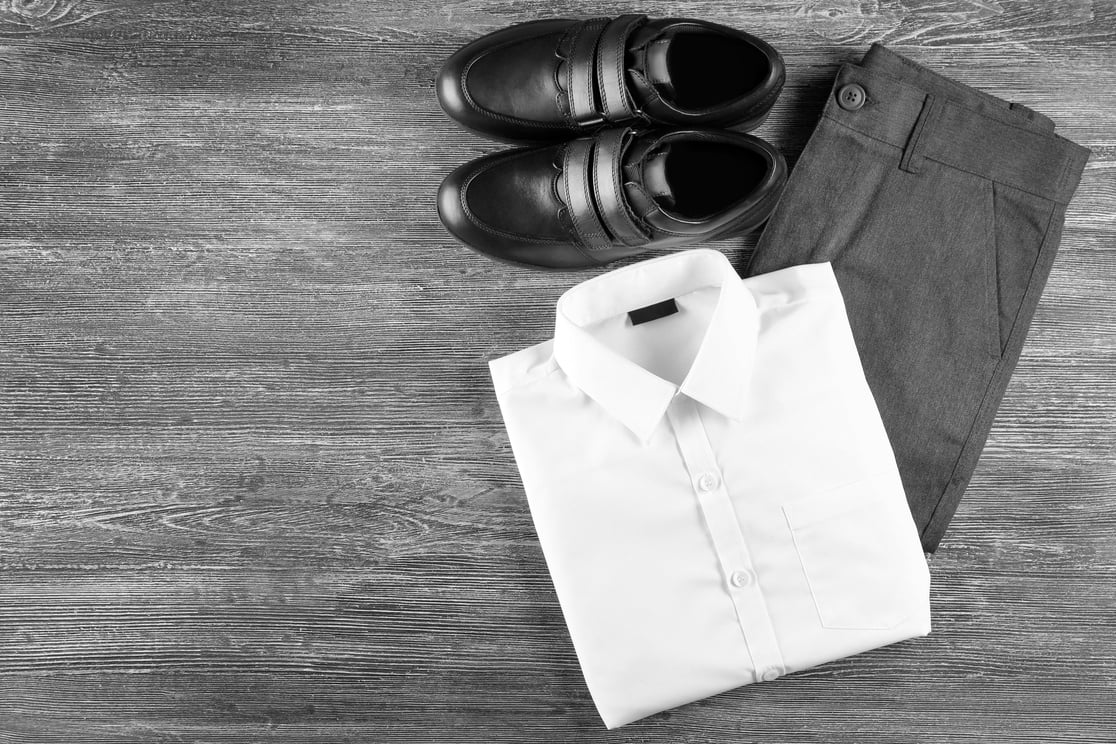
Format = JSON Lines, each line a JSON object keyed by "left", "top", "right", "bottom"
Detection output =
{"left": 628, "top": 26, "right": 678, "bottom": 100}
{"left": 624, "top": 141, "right": 675, "bottom": 211}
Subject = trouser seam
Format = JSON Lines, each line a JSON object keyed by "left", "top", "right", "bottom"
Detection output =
{"left": 922, "top": 200, "right": 1064, "bottom": 550}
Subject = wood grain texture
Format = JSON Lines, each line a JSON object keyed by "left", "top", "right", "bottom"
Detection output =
{"left": 1, "top": 0, "right": 1114, "bottom": 741}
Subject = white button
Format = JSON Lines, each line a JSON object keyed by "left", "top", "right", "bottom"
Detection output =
{"left": 696, "top": 471, "right": 720, "bottom": 492}
{"left": 730, "top": 569, "right": 755, "bottom": 588}
{"left": 760, "top": 666, "right": 783, "bottom": 682}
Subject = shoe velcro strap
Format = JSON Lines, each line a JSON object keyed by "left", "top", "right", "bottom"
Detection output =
{"left": 591, "top": 128, "right": 648, "bottom": 246}
{"left": 595, "top": 15, "right": 645, "bottom": 123}
{"left": 566, "top": 18, "right": 609, "bottom": 126}
{"left": 561, "top": 138, "right": 612, "bottom": 249}
{"left": 562, "top": 131, "right": 650, "bottom": 249}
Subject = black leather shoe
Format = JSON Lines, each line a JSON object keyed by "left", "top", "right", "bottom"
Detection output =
{"left": 437, "top": 127, "right": 787, "bottom": 269}
{"left": 437, "top": 15, "right": 784, "bottom": 143}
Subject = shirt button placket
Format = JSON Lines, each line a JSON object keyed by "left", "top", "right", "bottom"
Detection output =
{"left": 697, "top": 471, "right": 720, "bottom": 493}
{"left": 730, "top": 569, "right": 755, "bottom": 588}
{"left": 667, "top": 397, "right": 786, "bottom": 687}
{"left": 760, "top": 666, "right": 783, "bottom": 683}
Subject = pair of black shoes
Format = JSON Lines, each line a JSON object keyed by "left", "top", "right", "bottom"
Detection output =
{"left": 436, "top": 15, "right": 789, "bottom": 270}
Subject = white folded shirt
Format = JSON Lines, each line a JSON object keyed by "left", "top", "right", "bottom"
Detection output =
{"left": 489, "top": 249, "right": 931, "bottom": 728}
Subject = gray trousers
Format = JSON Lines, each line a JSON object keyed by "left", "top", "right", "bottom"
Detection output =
{"left": 748, "top": 44, "right": 1090, "bottom": 552}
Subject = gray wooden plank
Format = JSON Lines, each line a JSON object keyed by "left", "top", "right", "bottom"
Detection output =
{"left": 2, "top": 0, "right": 1115, "bottom": 741}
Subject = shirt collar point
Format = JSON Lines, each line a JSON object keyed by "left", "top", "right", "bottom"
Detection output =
{"left": 620, "top": 400, "right": 672, "bottom": 444}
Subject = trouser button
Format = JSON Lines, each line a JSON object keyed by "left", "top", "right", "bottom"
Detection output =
{"left": 837, "top": 83, "right": 866, "bottom": 111}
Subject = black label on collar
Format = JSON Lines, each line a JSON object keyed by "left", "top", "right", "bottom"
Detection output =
{"left": 628, "top": 298, "right": 678, "bottom": 326}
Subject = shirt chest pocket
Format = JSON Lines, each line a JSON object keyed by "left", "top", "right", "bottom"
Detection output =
{"left": 782, "top": 482, "right": 927, "bottom": 631}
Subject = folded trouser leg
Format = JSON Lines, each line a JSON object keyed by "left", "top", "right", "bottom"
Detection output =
{"left": 747, "top": 43, "right": 1090, "bottom": 553}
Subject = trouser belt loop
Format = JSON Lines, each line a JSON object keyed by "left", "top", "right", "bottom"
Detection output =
{"left": 1009, "top": 101, "right": 1055, "bottom": 131}
{"left": 900, "top": 93, "right": 937, "bottom": 175}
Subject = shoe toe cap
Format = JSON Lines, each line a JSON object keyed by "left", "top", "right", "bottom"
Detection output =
{"left": 437, "top": 147, "right": 600, "bottom": 270}
{"left": 435, "top": 46, "right": 473, "bottom": 127}
{"left": 436, "top": 20, "right": 575, "bottom": 142}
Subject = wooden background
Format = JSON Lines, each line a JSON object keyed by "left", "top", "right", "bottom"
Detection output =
{"left": 1, "top": 1, "right": 1114, "bottom": 741}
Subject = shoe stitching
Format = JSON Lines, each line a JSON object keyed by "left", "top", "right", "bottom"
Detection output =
{"left": 588, "top": 136, "right": 636, "bottom": 249}
{"left": 606, "top": 132, "right": 647, "bottom": 244}
{"left": 599, "top": 23, "right": 614, "bottom": 121}
{"left": 562, "top": 142, "right": 610, "bottom": 245}
{"left": 617, "top": 17, "right": 640, "bottom": 119}
{"left": 458, "top": 149, "right": 569, "bottom": 245}
{"left": 590, "top": 147, "right": 611, "bottom": 246}
{"left": 566, "top": 22, "right": 585, "bottom": 123}
{"left": 580, "top": 20, "right": 606, "bottom": 122}
{"left": 554, "top": 28, "right": 574, "bottom": 126}
{"left": 621, "top": 181, "right": 659, "bottom": 235}
{"left": 600, "top": 17, "right": 635, "bottom": 122}
{"left": 459, "top": 43, "right": 571, "bottom": 131}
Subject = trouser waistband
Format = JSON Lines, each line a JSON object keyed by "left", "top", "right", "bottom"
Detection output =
{"left": 826, "top": 44, "right": 1089, "bottom": 204}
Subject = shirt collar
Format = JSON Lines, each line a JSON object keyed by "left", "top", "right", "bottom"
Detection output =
{"left": 553, "top": 249, "right": 759, "bottom": 442}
